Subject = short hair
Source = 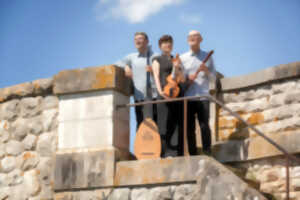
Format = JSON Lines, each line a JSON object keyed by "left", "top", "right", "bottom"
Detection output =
{"left": 158, "top": 35, "right": 173, "bottom": 47}
{"left": 134, "top": 32, "right": 149, "bottom": 41}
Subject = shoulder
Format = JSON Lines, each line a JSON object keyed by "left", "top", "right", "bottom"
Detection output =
{"left": 179, "top": 52, "right": 190, "bottom": 62}
{"left": 151, "top": 54, "right": 162, "bottom": 62}
{"left": 126, "top": 52, "right": 138, "bottom": 59}
{"left": 180, "top": 51, "right": 190, "bottom": 58}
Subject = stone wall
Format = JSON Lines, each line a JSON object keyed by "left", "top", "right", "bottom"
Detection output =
{"left": 212, "top": 61, "right": 300, "bottom": 199}
{"left": 1, "top": 62, "right": 300, "bottom": 200}
{"left": 213, "top": 62, "right": 300, "bottom": 162}
{"left": 0, "top": 78, "right": 58, "bottom": 199}
{"left": 234, "top": 155, "right": 300, "bottom": 200}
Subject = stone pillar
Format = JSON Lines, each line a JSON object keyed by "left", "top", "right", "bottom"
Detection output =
{"left": 52, "top": 65, "right": 132, "bottom": 192}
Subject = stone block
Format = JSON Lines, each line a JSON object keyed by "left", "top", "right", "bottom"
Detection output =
{"left": 53, "top": 65, "right": 131, "bottom": 96}
{"left": 58, "top": 118, "right": 113, "bottom": 149}
{"left": 214, "top": 130, "right": 300, "bottom": 162}
{"left": 58, "top": 90, "right": 129, "bottom": 150}
{"left": 0, "top": 99, "right": 20, "bottom": 121}
{"left": 54, "top": 149, "right": 117, "bottom": 190}
{"left": 220, "top": 62, "right": 300, "bottom": 92}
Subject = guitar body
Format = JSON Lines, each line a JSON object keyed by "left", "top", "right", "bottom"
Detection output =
{"left": 134, "top": 118, "right": 161, "bottom": 160}
{"left": 163, "top": 75, "right": 180, "bottom": 98}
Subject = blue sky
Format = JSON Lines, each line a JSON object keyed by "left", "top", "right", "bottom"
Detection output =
{"left": 1, "top": 0, "right": 300, "bottom": 151}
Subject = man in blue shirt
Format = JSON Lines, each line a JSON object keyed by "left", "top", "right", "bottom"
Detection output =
{"left": 117, "top": 32, "right": 157, "bottom": 128}
{"left": 180, "top": 30, "right": 216, "bottom": 155}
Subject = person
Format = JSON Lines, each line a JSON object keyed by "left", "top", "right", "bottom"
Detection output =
{"left": 117, "top": 32, "right": 158, "bottom": 128}
{"left": 152, "top": 35, "right": 185, "bottom": 157}
{"left": 180, "top": 30, "right": 216, "bottom": 155}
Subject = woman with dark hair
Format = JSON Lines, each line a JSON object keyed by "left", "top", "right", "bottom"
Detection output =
{"left": 152, "top": 35, "right": 185, "bottom": 157}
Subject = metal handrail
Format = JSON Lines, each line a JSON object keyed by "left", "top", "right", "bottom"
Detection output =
{"left": 117, "top": 95, "right": 300, "bottom": 200}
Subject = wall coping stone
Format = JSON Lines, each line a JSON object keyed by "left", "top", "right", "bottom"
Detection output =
{"left": 0, "top": 78, "right": 53, "bottom": 103}
{"left": 53, "top": 65, "right": 131, "bottom": 96}
{"left": 220, "top": 62, "right": 300, "bottom": 92}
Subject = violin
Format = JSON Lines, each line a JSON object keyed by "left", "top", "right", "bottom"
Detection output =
{"left": 163, "top": 54, "right": 185, "bottom": 98}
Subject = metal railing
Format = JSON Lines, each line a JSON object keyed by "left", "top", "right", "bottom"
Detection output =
{"left": 117, "top": 95, "right": 300, "bottom": 200}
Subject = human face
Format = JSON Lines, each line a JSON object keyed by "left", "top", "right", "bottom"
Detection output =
{"left": 188, "top": 33, "right": 201, "bottom": 49}
{"left": 134, "top": 34, "right": 148, "bottom": 52}
{"left": 160, "top": 41, "right": 173, "bottom": 55}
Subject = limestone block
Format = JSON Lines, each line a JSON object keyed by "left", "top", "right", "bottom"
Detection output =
{"left": 37, "top": 132, "right": 56, "bottom": 157}
{"left": 0, "top": 187, "right": 10, "bottom": 200}
{"left": 58, "top": 118, "right": 113, "bottom": 149}
{"left": 54, "top": 149, "right": 116, "bottom": 190}
{"left": 27, "top": 116, "right": 43, "bottom": 135}
{"left": 20, "top": 151, "right": 40, "bottom": 171}
{"left": 24, "top": 169, "right": 41, "bottom": 197}
{"left": 42, "top": 95, "right": 59, "bottom": 110}
{"left": 32, "top": 78, "right": 53, "bottom": 94}
{"left": 131, "top": 188, "right": 150, "bottom": 200}
{"left": 37, "top": 157, "right": 53, "bottom": 186}
{"left": 108, "top": 188, "right": 131, "bottom": 200}
{"left": 58, "top": 90, "right": 129, "bottom": 150}
{"left": 0, "top": 145, "right": 5, "bottom": 158}
{"left": 53, "top": 65, "right": 131, "bottom": 96}
{"left": 173, "top": 184, "right": 197, "bottom": 200}
{"left": 268, "top": 93, "right": 286, "bottom": 108}
{"left": 7, "top": 169, "right": 23, "bottom": 186}
{"left": 58, "top": 90, "right": 114, "bottom": 122}
{"left": 214, "top": 131, "right": 300, "bottom": 162}
{"left": 0, "top": 82, "right": 34, "bottom": 103}
{"left": 0, "top": 156, "right": 16, "bottom": 173}
{"left": 42, "top": 109, "right": 58, "bottom": 132}
{"left": 149, "top": 186, "right": 173, "bottom": 200}
{"left": 262, "top": 105, "right": 293, "bottom": 123}
{"left": 5, "top": 140, "right": 25, "bottom": 156}
{"left": 20, "top": 96, "right": 42, "bottom": 118}
{"left": 245, "top": 97, "right": 268, "bottom": 113}
{"left": 0, "top": 99, "right": 19, "bottom": 121}
{"left": 285, "top": 92, "right": 300, "bottom": 104}
{"left": 11, "top": 118, "right": 28, "bottom": 141}
{"left": 272, "top": 81, "right": 297, "bottom": 94}
{"left": 0, "top": 120, "right": 10, "bottom": 143}
{"left": 0, "top": 173, "right": 8, "bottom": 187}
{"left": 22, "top": 134, "right": 37, "bottom": 150}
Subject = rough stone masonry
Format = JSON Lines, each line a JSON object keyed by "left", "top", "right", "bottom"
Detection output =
{"left": 0, "top": 62, "right": 299, "bottom": 200}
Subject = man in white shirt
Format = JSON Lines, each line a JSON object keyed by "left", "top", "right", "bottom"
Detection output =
{"left": 180, "top": 30, "right": 216, "bottom": 155}
{"left": 117, "top": 32, "right": 158, "bottom": 128}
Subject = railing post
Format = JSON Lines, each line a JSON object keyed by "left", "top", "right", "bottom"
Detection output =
{"left": 183, "top": 99, "right": 190, "bottom": 156}
{"left": 286, "top": 157, "right": 290, "bottom": 200}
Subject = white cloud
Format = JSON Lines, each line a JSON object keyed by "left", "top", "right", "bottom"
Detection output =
{"left": 96, "top": 0, "right": 184, "bottom": 24}
{"left": 179, "top": 13, "right": 202, "bottom": 25}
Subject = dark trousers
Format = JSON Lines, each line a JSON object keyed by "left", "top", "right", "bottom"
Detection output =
{"left": 156, "top": 96, "right": 183, "bottom": 157}
{"left": 187, "top": 100, "right": 211, "bottom": 155}
{"left": 135, "top": 99, "right": 157, "bottom": 129}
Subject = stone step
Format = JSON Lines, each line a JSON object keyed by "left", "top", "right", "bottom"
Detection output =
{"left": 224, "top": 164, "right": 277, "bottom": 200}
{"left": 115, "top": 155, "right": 268, "bottom": 199}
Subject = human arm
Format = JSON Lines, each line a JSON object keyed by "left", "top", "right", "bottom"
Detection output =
{"left": 152, "top": 59, "right": 168, "bottom": 99}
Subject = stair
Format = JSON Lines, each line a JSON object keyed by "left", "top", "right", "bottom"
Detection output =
{"left": 114, "top": 155, "right": 269, "bottom": 199}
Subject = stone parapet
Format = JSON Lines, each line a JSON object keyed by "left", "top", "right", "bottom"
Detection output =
{"left": 53, "top": 65, "right": 131, "bottom": 96}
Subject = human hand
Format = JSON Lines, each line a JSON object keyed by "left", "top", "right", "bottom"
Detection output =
{"left": 146, "top": 65, "right": 153, "bottom": 73}
{"left": 199, "top": 63, "right": 209, "bottom": 74}
{"left": 159, "top": 90, "right": 169, "bottom": 99}
{"left": 188, "top": 74, "right": 197, "bottom": 81}
{"left": 125, "top": 66, "right": 133, "bottom": 78}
